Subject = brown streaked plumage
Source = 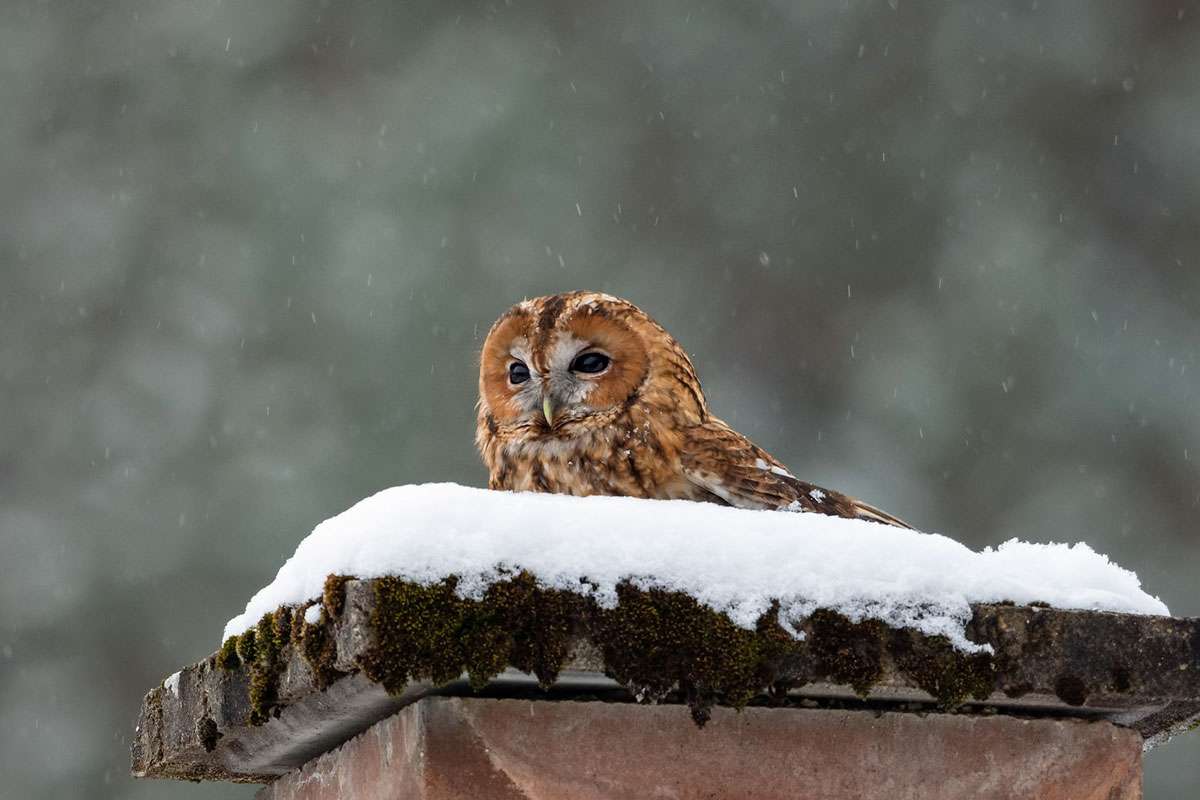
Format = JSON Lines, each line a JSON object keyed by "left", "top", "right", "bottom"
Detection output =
{"left": 475, "top": 291, "right": 910, "bottom": 528}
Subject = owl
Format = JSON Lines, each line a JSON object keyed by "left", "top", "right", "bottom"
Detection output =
{"left": 476, "top": 291, "right": 909, "bottom": 528}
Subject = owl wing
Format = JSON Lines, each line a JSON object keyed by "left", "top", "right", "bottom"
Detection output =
{"left": 679, "top": 419, "right": 911, "bottom": 529}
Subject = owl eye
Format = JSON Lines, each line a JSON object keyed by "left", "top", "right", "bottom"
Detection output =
{"left": 508, "top": 361, "right": 531, "bottom": 385}
{"left": 570, "top": 352, "right": 611, "bottom": 374}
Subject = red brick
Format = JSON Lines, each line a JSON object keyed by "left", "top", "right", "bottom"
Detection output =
{"left": 259, "top": 698, "right": 1142, "bottom": 800}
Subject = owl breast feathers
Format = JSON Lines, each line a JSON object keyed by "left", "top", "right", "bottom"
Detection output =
{"left": 475, "top": 291, "right": 909, "bottom": 528}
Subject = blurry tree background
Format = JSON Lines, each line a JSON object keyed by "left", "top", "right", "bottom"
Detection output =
{"left": 2, "top": 0, "right": 1198, "bottom": 797}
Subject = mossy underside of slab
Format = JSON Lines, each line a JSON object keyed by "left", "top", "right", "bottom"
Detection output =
{"left": 219, "top": 573, "right": 1006, "bottom": 727}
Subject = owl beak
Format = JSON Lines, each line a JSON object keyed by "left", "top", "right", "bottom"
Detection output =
{"left": 542, "top": 394, "right": 559, "bottom": 427}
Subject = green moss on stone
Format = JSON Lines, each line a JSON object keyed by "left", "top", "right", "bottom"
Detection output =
{"left": 272, "top": 607, "right": 292, "bottom": 648}
{"left": 360, "top": 573, "right": 580, "bottom": 695}
{"left": 891, "top": 630, "right": 995, "bottom": 709}
{"left": 216, "top": 574, "right": 1010, "bottom": 728}
{"left": 289, "top": 604, "right": 308, "bottom": 643}
{"left": 806, "top": 609, "right": 886, "bottom": 696}
{"left": 217, "top": 636, "right": 241, "bottom": 670}
{"left": 1054, "top": 674, "right": 1088, "bottom": 706}
{"left": 255, "top": 611, "right": 282, "bottom": 663}
{"left": 245, "top": 611, "right": 287, "bottom": 724}
{"left": 322, "top": 574, "right": 352, "bottom": 619}
{"left": 234, "top": 628, "right": 257, "bottom": 664}
{"left": 218, "top": 605, "right": 329, "bottom": 725}
{"left": 595, "top": 585, "right": 801, "bottom": 725}
{"left": 197, "top": 716, "right": 222, "bottom": 753}
{"left": 360, "top": 573, "right": 802, "bottom": 726}
{"left": 297, "top": 604, "right": 343, "bottom": 690}
{"left": 361, "top": 576, "right": 468, "bottom": 694}
{"left": 470, "top": 573, "right": 585, "bottom": 688}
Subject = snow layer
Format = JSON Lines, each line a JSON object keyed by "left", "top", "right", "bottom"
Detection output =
{"left": 223, "top": 483, "right": 1168, "bottom": 652}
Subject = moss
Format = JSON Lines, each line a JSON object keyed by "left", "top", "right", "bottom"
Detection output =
{"left": 219, "top": 596, "right": 346, "bottom": 724}
{"left": 1054, "top": 674, "right": 1088, "bottom": 706}
{"left": 230, "top": 610, "right": 295, "bottom": 725}
{"left": 297, "top": 604, "right": 343, "bottom": 690}
{"left": 1001, "top": 682, "right": 1033, "bottom": 699}
{"left": 361, "top": 576, "right": 467, "bottom": 694}
{"left": 217, "top": 636, "right": 241, "bottom": 670}
{"left": 891, "top": 630, "right": 995, "bottom": 709}
{"left": 806, "top": 610, "right": 886, "bottom": 696}
{"left": 801, "top": 611, "right": 997, "bottom": 709}
{"left": 272, "top": 607, "right": 292, "bottom": 648}
{"left": 219, "top": 608, "right": 300, "bottom": 719}
{"left": 595, "top": 585, "right": 802, "bottom": 725}
{"left": 196, "top": 716, "right": 221, "bottom": 753}
{"left": 360, "top": 573, "right": 801, "bottom": 726}
{"left": 257, "top": 611, "right": 284, "bottom": 663}
{"left": 471, "top": 572, "right": 585, "bottom": 688}
{"left": 289, "top": 603, "right": 308, "bottom": 643}
{"left": 322, "top": 574, "right": 352, "bottom": 619}
{"left": 217, "top": 576, "right": 1019, "bottom": 728}
{"left": 359, "top": 572, "right": 575, "bottom": 693}
{"left": 234, "top": 628, "right": 257, "bottom": 664}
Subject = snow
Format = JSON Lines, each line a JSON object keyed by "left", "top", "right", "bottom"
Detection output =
{"left": 163, "top": 671, "right": 181, "bottom": 697}
{"left": 303, "top": 603, "right": 322, "bottom": 624}
{"left": 222, "top": 483, "right": 1169, "bottom": 652}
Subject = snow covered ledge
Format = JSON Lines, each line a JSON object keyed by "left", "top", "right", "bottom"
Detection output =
{"left": 131, "top": 485, "right": 1200, "bottom": 798}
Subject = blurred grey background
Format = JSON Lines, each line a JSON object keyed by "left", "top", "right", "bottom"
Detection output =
{"left": 2, "top": 0, "right": 1198, "bottom": 797}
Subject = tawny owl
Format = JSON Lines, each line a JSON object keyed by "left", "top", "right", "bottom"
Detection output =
{"left": 476, "top": 291, "right": 909, "bottom": 528}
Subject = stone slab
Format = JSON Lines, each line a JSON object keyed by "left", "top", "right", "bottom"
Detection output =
{"left": 258, "top": 698, "right": 1143, "bottom": 800}
{"left": 131, "top": 581, "right": 1200, "bottom": 783}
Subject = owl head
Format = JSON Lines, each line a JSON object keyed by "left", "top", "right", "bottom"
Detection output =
{"left": 477, "top": 291, "right": 704, "bottom": 439}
